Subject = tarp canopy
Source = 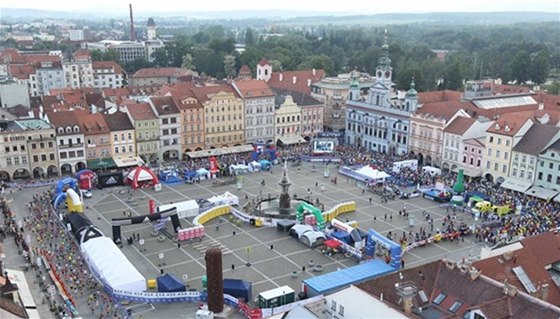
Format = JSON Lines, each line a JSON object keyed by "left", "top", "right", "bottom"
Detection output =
{"left": 186, "top": 145, "right": 254, "bottom": 159}
{"left": 87, "top": 158, "right": 116, "bottom": 170}
{"left": 158, "top": 200, "right": 199, "bottom": 219}
{"left": 81, "top": 237, "right": 145, "bottom": 292}
{"left": 127, "top": 166, "right": 158, "bottom": 189}
{"left": 196, "top": 168, "right": 209, "bottom": 175}
{"left": 114, "top": 157, "right": 145, "bottom": 168}
{"left": 524, "top": 186, "right": 559, "bottom": 200}
{"left": 355, "top": 166, "right": 390, "bottom": 181}
{"left": 157, "top": 273, "right": 186, "bottom": 293}
{"left": 500, "top": 178, "right": 532, "bottom": 193}
{"left": 324, "top": 239, "right": 342, "bottom": 248}
{"left": 278, "top": 135, "right": 307, "bottom": 145}
{"left": 207, "top": 191, "right": 239, "bottom": 206}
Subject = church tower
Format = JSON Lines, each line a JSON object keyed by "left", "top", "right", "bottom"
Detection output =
{"left": 146, "top": 18, "right": 157, "bottom": 41}
{"left": 348, "top": 73, "right": 360, "bottom": 101}
{"left": 405, "top": 77, "right": 418, "bottom": 112}
{"left": 256, "top": 58, "right": 272, "bottom": 82}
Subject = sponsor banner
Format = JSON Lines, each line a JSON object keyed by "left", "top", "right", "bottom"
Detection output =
{"left": 112, "top": 290, "right": 207, "bottom": 303}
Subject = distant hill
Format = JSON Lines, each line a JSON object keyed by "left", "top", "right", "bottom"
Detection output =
{"left": 0, "top": 8, "right": 558, "bottom": 25}
{"left": 278, "top": 12, "right": 560, "bottom": 26}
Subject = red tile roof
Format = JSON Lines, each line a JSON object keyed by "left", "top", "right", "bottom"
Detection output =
{"left": 267, "top": 69, "right": 325, "bottom": 94}
{"left": 418, "top": 90, "right": 462, "bottom": 104}
{"left": 358, "top": 259, "right": 560, "bottom": 319}
{"left": 49, "top": 88, "right": 94, "bottom": 96}
{"left": 150, "top": 96, "right": 181, "bottom": 115}
{"left": 474, "top": 232, "right": 560, "bottom": 306}
{"left": 132, "top": 67, "right": 194, "bottom": 78}
{"left": 103, "top": 111, "right": 134, "bottom": 131}
{"left": 0, "top": 48, "right": 26, "bottom": 64}
{"left": 416, "top": 100, "right": 470, "bottom": 121}
{"left": 92, "top": 61, "right": 125, "bottom": 74}
{"left": 191, "top": 84, "right": 240, "bottom": 103}
{"left": 45, "top": 110, "right": 84, "bottom": 132}
{"left": 125, "top": 103, "right": 158, "bottom": 121}
{"left": 77, "top": 113, "right": 110, "bottom": 135}
{"left": 23, "top": 54, "right": 61, "bottom": 67}
{"left": 73, "top": 48, "right": 91, "bottom": 60}
{"left": 258, "top": 58, "right": 269, "bottom": 66}
{"left": 8, "top": 65, "right": 35, "bottom": 79}
{"left": 234, "top": 79, "right": 274, "bottom": 98}
{"left": 493, "top": 84, "right": 531, "bottom": 95}
{"left": 444, "top": 116, "right": 476, "bottom": 135}
{"left": 102, "top": 87, "right": 131, "bottom": 99}
{"left": 486, "top": 112, "right": 534, "bottom": 136}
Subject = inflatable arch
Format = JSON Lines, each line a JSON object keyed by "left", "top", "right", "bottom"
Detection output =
{"left": 364, "top": 229, "right": 402, "bottom": 269}
{"left": 296, "top": 203, "right": 325, "bottom": 230}
{"left": 110, "top": 207, "right": 181, "bottom": 244}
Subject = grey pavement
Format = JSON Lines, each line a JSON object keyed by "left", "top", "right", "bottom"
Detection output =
{"left": 2, "top": 161, "right": 485, "bottom": 318}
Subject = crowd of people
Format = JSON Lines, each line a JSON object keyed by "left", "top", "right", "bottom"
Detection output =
{"left": 20, "top": 191, "right": 123, "bottom": 319}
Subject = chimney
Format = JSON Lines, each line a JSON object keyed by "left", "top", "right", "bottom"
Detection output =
{"left": 539, "top": 102, "right": 544, "bottom": 110}
{"left": 469, "top": 267, "right": 481, "bottom": 281}
{"left": 307, "top": 79, "right": 311, "bottom": 87}
{"left": 312, "top": 68, "right": 316, "bottom": 76}
{"left": 292, "top": 76, "right": 297, "bottom": 84}
{"left": 129, "top": 4, "right": 135, "bottom": 41}
{"left": 541, "top": 284, "right": 549, "bottom": 302}
{"left": 279, "top": 73, "right": 283, "bottom": 82}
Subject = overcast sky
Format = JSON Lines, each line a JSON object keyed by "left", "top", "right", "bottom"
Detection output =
{"left": 2, "top": 0, "right": 559, "bottom": 14}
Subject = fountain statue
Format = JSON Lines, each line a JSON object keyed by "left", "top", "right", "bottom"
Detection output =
{"left": 278, "top": 160, "right": 292, "bottom": 214}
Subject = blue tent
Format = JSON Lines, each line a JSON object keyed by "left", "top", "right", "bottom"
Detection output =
{"left": 259, "top": 160, "right": 272, "bottom": 170}
{"left": 159, "top": 169, "right": 181, "bottom": 184}
{"left": 183, "top": 170, "right": 199, "bottom": 180}
{"left": 157, "top": 274, "right": 186, "bottom": 292}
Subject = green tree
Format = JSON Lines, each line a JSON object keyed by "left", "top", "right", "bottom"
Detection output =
{"left": 441, "top": 58, "right": 465, "bottom": 90}
{"left": 245, "top": 27, "right": 255, "bottom": 47}
{"left": 268, "top": 59, "right": 283, "bottom": 72}
{"left": 102, "top": 49, "right": 119, "bottom": 62}
{"left": 510, "top": 50, "right": 531, "bottom": 84}
{"left": 546, "top": 81, "right": 560, "bottom": 95}
{"left": 224, "top": 54, "right": 236, "bottom": 79}
{"left": 181, "top": 53, "right": 195, "bottom": 70}
{"left": 209, "top": 37, "right": 235, "bottom": 54}
{"left": 531, "top": 51, "right": 550, "bottom": 84}
{"left": 297, "top": 54, "right": 334, "bottom": 75}
{"left": 90, "top": 49, "right": 103, "bottom": 61}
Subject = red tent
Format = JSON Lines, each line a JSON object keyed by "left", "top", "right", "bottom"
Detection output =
{"left": 127, "top": 166, "right": 159, "bottom": 189}
{"left": 324, "top": 239, "right": 342, "bottom": 248}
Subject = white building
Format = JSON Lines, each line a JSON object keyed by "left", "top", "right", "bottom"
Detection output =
{"left": 92, "top": 61, "right": 126, "bottom": 89}
{"left": 0, "top": 80, "right": 30, "bottom": 108}
{"left": 45, "top": 110, "right": 87, "bottom": 175}
{"left": 62, "top": 49, "right": 94, "bottom": 89}
{"left": 232, "top": 79, "right": 275, "bottom": 144}
{"left": 150, "top": 96, "right": 182, "bottom": 161}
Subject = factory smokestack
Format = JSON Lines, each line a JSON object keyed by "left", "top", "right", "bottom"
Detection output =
{"left": 129, "top": 4, "right": 135, "bottom": 41}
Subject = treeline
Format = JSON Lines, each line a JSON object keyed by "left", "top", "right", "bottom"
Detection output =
{"left": 89, "top": 21, "right": 559, "bottom": 91}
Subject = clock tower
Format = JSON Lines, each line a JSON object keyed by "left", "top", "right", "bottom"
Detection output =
{"left": 375, "top": 30, "right": 393, "bottom": 93}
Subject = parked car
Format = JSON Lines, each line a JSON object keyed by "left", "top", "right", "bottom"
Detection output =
{"left": 80, "top": 189, "right": 92, "bottom": 198}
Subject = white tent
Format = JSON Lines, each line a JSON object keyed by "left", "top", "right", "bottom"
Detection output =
{"left": 207, "top": 191, "right": 239, "bottom": 206}
{"left": 249, "top": 161, "right": 261, "bottom": 172}
{"left": 355, "top": 166, "right": 390, "bottom": 182}
{"left": 524, "top": 186, "right": 559, "bottom": 200}
{"left": 158, "top": 199, "right": 200, "bottom": 219}
{"left": 81, "top": 237, "right": 145, "bottom": 292}
{"left": 196, "top": 168, "right": 210, "bottom": 179}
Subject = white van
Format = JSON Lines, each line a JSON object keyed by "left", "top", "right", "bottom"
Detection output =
{"left": 422, "top": 166, "right": 442, "bottom": 176}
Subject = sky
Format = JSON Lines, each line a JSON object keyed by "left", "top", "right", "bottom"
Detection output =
{"left": 1, "top": 0, "right": 559, "bottom": 15}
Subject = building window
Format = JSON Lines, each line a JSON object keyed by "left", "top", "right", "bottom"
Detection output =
{"left": 433, "top": 293, "right": 446, "bottom": 305}
{"left": 496, "top": 150, "right": 501, "bottom": 158}
{"left": 538, "top": 172, "right": 543, "bottom": 180}
{"left": 489, "top": 136, "right": 494, "bottom": 143}
{"left": 502, "top": 165, "right": 507, "bottom": 173}
{"left": 550, "top": 163, "right": 554, "bottom": 170}
{"left": 487, "top": 148, "right": 492, "bottom": 156}
{"left": 331, "top": 300, "right": 337, "bottom": 311}
{"left": 506, "top": 140, "right": 510, "bottom": 147}
{"left": 497, "top": 138, "right": 501, "bottom": 145}
{"left": 494, "top": 163, "right": 499, "bottom": 171}
{"left": 504, "top": 152, "right": 508, "bottom": 160}
{"left": 115, "top": 147, "right": 119, "bottom": 154}
{"left": 449, "top": 301, "right": 463, "bottom": 313}
{"left": 548, "top": 174, "right": 553, "bottom": 182}
{"left": 512, "top": 168, "right": 517, "bottom": 177}
{"left": 33, "top": 155, "right": 39, "bottom": 162}
{"left": 338, "top": 305, "right": 344, "bottom": 316}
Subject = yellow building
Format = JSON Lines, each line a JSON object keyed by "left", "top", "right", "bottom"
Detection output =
{"left": 192, "top": 85, "right": 244, "bottom": 148}
{"left": 483, "top": 113, "right": 533, "bottom": 183}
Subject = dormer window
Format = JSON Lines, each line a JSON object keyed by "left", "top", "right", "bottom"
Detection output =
{"left": 504, "top": 125, "right": 510, "bottom": 132}
{"left": 65, "top": 126, "right": 72, "bottom": 133}
{"left": 73, "top": 125, "right": 80, "bottom": 132}
{"left": 58, "top": 127, "right": 64, "bottom": 134}
{"left": 495, "top": 123, "right": 500, "bottom": 130}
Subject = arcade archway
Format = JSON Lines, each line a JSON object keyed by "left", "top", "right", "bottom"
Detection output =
{"left": 0, "top": 171, "right": 10, "bottom": 182}
{"left": 13, "top": 169, "right": 30, "bottom": 180}
{"left": 61, "top": 164, "right": 72, "bottom": 175}
{"left": 47, "top": 165, "right": 58, "bottom": 177}
{"left": 33, "top": 167, "right": 45, "bottom": 179}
